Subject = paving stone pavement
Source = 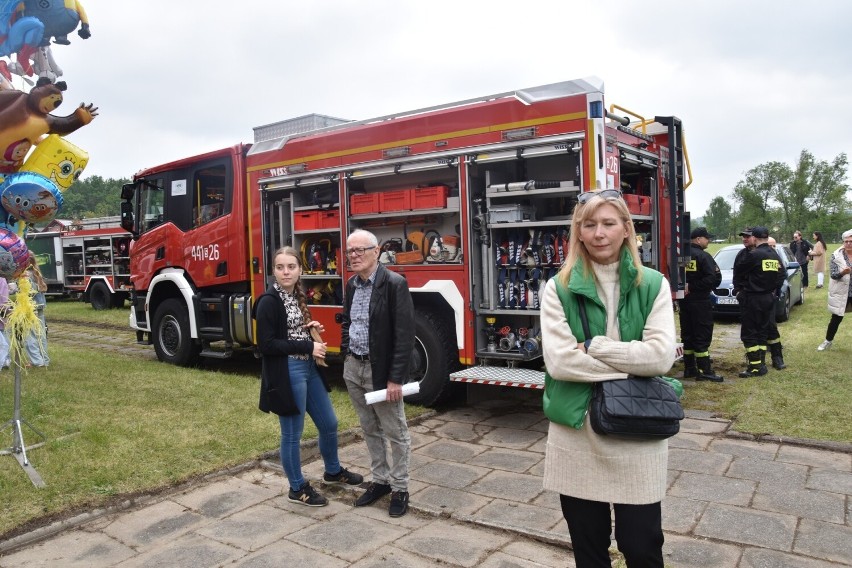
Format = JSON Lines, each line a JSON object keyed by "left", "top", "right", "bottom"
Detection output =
{"left": 1, "top": 388, "right": 850, "bottom": 567}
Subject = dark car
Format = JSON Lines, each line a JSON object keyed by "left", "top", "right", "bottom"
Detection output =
{"left": 710, "top": 244, "right": 804, "bottom": 322}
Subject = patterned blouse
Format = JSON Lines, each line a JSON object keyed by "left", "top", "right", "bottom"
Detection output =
{"left": 274, "top": 283, "right": 311, "bottom": 360}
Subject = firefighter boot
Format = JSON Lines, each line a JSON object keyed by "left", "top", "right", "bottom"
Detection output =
{"left": 769, "top": 343, "right": 787, "bottom": 370}
{"left": 696, "top": 355, "right": 724, "bottom": 382}
{"left": 682, "top": 353, "right": 698, "bottom": 379}
{"left": 738, "top": 350, "right": 768, "bottom": 378}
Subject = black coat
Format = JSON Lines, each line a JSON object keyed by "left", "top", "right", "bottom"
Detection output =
{"left": 684, "top": 242, "right": 722, "bottom": 300}
{"left": 253, "top": 287, "right": 329, "bottom": 416}
{"left": 341, "top": 263, "right": 414, "bottom": 391}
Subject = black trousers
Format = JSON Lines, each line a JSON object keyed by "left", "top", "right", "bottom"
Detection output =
{"left": 678, "top": 298, "right": 714, "bottom": 353}
{"left": 740, "top": 293, "right": 775, "bottom": 348}
{"left": 827, "top": 313, "right": 845, "bottom": 341}
{"left": 801, "top": 261, "right": 809, "bottom": 287}
{"left": 560, "top": 494, "right": 664, "bottom": 568}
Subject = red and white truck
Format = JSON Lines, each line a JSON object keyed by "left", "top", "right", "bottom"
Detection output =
{"left": 26, "top": 217, "right": 133, "bottom": 309}
{"left": 119, "top": 77, "right": 691, "bottom": 405}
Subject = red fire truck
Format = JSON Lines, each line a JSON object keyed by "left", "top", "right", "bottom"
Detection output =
{"left": 119, "top": 77, "right": 691, "bottom": 405}
{"left": 26, "top": 217, "right": 133, "bottom": 309}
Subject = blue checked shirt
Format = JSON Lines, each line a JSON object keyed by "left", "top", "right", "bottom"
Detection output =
{"left": 348, "top": 269, "right": 376, "bottom": 355}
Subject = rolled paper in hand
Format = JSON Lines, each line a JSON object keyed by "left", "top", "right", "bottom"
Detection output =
{"left": 364, "top": 382, "right": 420, "bottom": 405}
{"left": 309, "top": 326, "right": 328, "bottom": 367}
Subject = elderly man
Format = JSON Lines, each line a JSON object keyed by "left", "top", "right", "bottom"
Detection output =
{"left": 340, "top": 229, "right": 415, "bottom": 517}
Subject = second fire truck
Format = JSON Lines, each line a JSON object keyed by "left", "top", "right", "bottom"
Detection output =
{"left": 120, "top": 77, "right": 691, "bottom": 406}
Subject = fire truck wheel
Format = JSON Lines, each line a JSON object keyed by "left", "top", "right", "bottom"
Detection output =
{"left": 89, "top": 281, "right": 112, "bottom": 310}
{"left": 406, "top": 309, "right": 460, "bottom": 407}
{"left": 152, "top": 298, "right": 201, "bottom": 366}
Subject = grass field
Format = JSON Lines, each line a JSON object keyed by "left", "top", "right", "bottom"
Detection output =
{"left": 0, "top": 299, "right": 429, "bottom": 539}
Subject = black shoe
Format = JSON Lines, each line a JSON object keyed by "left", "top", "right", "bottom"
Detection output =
{"left": 771, "top": 357, "right": 786, "bottom": 370}
{"left": 324, "top": 467, "right": 364, "bottom": 486}
{"left": 388, "top": 490, "right": 409, "bottom": 517}
{"left": 682, "top": 367, "right": 699, "bottom": 379}
{"left": 696, "top": 372, "right": 724, "bottom": 383}
{"left": 354, "top": 482, "right": 391, "bottom": 507}
{"left": 738, "top": 364, "right": 768, "bottom": 378}
{"left": 288, "top": 482, "right": 328, "bottom": 507}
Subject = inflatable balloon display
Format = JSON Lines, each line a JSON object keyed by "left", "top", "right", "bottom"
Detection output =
{"left": 0, "top": 170, "right": 62, "bottom": 225}
{"left": 0, "top": 226, "right": 29, "bottom": 279}
{"left": 22, "top": 0, "right": 90, "bottom": 46}
{"left": 22, "top": 133, "right": 87, "bottom": 190}
{"left": 0, "top": 2, "right": 44, "bottom": 56}
{"left": 0, "top": 137, "right": 31, "bottom": 174}
{"left": 0, "top": 78, "right": 97, "bottom": 154}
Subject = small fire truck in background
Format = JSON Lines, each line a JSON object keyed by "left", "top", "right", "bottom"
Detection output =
{"left": 119, "top": 77, "right": 691, "bottom": 406}
{"left": 26, "top": 217, "right": 132, "bottom": 309}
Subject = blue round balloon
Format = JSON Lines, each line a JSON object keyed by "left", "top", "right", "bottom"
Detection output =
{"left": 0, "top": 171, "right": 63, "bottom": 225}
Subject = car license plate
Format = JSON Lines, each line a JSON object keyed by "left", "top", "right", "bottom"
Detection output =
{"left": 717, "top": 297, "right": 739, "bottom": 305}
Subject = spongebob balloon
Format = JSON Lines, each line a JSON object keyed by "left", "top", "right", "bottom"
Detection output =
{"left": 21, "top": 133, "right": 87, "bottom": 190}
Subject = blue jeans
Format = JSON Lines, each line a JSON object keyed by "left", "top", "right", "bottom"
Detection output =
{"left": 25, "top": 304, "right": 49, "bottom": 366}
{"left": 279, "top": 358, "right": 341, "bottom": 491}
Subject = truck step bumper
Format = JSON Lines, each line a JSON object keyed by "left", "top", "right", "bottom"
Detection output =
{"left": 450, "top": 366, "right": 544, "bottom": 389}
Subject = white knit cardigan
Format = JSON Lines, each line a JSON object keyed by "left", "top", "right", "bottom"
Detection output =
{"left": 541, "top": 261, "right": 677, "bottom": 504}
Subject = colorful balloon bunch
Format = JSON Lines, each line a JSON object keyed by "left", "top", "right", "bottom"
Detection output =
{"left": 0, "top": 84, "right": 95, "bottom": 280}
{"left": 1, "top": 0, "right": 90, "bottom": 86}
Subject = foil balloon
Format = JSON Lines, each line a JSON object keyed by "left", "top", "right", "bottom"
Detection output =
{"left": 0, "top": 78, "right": 97, "bottom": 155}
{"left": 0, "top": 170, "right": 62, "bottom": 225}
{"left": 0, "top": 226, "right": 29, "bottom": 279}
{"left": 22, "top": 0, "right": 91, "bottom": 46}
{"left": 21, "top": 133, "right": 87, "bottom": 191}
{"left": 0, "top": 137, "right": 31, "bottom": 174}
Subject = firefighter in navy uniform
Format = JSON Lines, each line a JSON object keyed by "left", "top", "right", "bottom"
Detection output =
{"left": 765, "top": 236, "right": 786, "bottom": 370}
{"left": 680, "top": 227, "right": 724, "bottom": 381}
{"left": 733, "top": 226, "right": 786, "bottom": 377}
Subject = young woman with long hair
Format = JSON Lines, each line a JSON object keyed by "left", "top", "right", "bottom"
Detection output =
{"left": 25, "top": 253, "right": 49, "bottom": 367}
{"left": 810, "top": 231, "right": 828, "bottom": 288}
{"left": 253, "top": 246, "right": 363, "bottom": 506}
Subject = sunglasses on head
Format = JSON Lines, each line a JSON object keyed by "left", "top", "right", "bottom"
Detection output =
{"left": 577, "top": 189, "right": 623, "bottom": 205}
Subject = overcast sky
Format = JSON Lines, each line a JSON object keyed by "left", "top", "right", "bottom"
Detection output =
{"left": 11, "top": 0, "right": 851, "bottom": 217}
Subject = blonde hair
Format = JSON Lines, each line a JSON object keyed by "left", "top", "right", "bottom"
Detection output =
{"left": 28, "top": 253, "right": 47, "bottom": 293}
{"left": 557, "top": 194, "right": 643, "bottom": 288}
{"left": 272, "top": 246, "right": 311, "bottom": 325}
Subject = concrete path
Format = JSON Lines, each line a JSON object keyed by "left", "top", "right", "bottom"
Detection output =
{"left": 1, "top": 392, "right": 850, "bottom": 567}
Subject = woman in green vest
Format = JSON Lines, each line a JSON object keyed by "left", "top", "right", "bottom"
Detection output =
{"left": 540, "top": 190, "right": 677, "bottom": 567}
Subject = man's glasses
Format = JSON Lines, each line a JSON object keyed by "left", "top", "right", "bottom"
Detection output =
{"left": 577, "top": 189, "right": 623, "bottom": 205}
{"left": 345, "top": 246, "right": 376, "bottom": 257}
{"left": 843, "top": 240, "right": 852, "bottom": 245}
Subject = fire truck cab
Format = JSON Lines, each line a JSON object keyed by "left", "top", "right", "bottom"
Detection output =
{"left": 121, "top": 77, "right": 689, "bottom": 406}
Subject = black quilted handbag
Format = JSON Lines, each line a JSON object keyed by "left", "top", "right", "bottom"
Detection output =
{"left": 590, "top": 376, "right": 683, "bottom": 439}
{"left": 577, "top": 296, "right": 683, "bottom": 440}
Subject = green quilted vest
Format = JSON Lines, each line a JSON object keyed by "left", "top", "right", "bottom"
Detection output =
{"left": 542, "top": 248, "right": 664, "bottom": 429}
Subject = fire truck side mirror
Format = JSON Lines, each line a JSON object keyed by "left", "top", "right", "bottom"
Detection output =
{"left": 120, "top": 183, "right": 135, "bottom": 201}
{"left": 120, "top": 201, "right": 135, "bottom": 234}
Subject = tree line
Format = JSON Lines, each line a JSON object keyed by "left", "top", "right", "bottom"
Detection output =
{"left": 701, "top": 150, "right": 851, "bottom": 243}
{"left": 58, "top": 175, "right": 129, "bottom": 221}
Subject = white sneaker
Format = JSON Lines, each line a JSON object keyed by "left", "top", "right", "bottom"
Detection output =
{"left": 817, "top": 340, "right": 832, "bottom": 351}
